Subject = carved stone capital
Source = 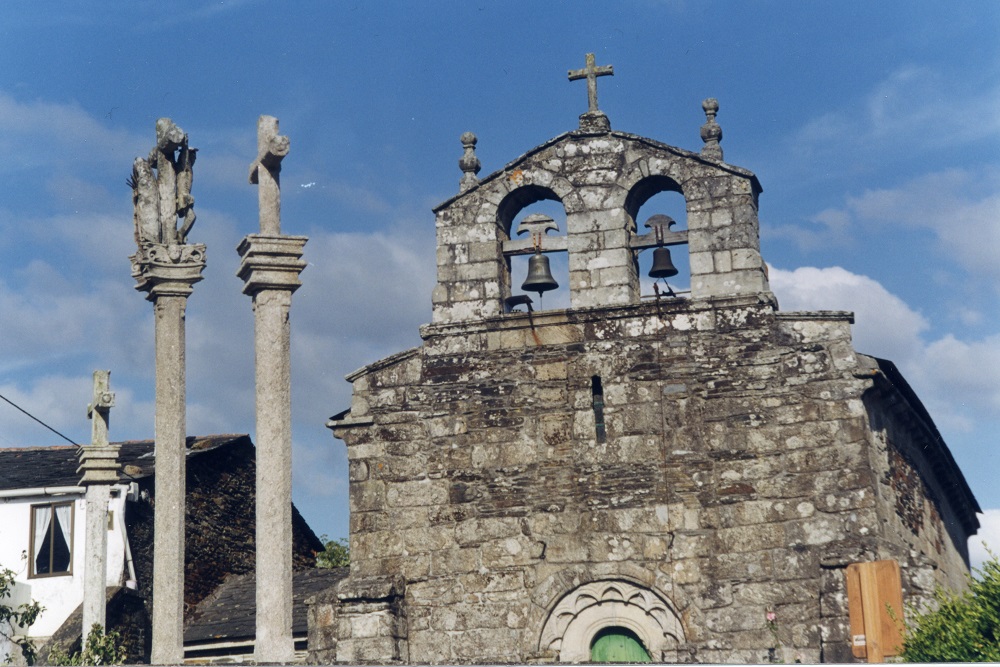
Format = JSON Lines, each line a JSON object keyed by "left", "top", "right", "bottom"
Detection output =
{"left": 77, "top": 444, "right": 121, "bottom": 486}
{"left": 237, "top": 234, "right": 308, "bottom": 297}
{"left": 130, "top": 242, "right": 207, "bottom": 300}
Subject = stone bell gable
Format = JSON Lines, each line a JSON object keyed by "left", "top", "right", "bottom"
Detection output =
{"left": 311, "top": 64, "right": 978, "bottom": 664}
{"left": 432, "top": 127, "right": 768, "bottom": 323}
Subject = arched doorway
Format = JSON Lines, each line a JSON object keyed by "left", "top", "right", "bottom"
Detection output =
{"left": 539, "top": 579, "right": 684, "bottom": 662}
{"left": 590, "top": 626, "right": 652, "bottom": 663}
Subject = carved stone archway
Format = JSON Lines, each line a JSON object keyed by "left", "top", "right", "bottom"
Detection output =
{"left": 539, "top": 579, "right": 685, "bottom": 663}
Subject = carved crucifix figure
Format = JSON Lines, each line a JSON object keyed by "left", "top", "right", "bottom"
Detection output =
{"left": 249, "top": 116, "right": 290, "bottom": 236}
{"left": 568, "top": 52, "right": 614, "bottom": 114}
{"left": 129, "top": 118, "right": 198, "bottom": 248}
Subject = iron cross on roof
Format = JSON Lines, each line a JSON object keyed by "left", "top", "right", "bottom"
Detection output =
{"left": 568, "top": 53, "right": 614, "bottom": 114}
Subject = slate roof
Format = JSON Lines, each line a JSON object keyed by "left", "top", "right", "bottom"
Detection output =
{"left": 0, "top": 434, "right": 248, "bottom": 491}
{"left": 184, "top": 567, "right": 348, "bottom": 645}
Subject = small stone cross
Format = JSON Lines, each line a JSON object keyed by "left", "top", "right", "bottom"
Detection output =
{"left": 568, "top": 53, "right": 614, "bottom": 114}
{"left": 87, "top": 370, "right": 115, "bottom": 449}
{"left": 249, "top": 115, "right": 290, "bottom": 235}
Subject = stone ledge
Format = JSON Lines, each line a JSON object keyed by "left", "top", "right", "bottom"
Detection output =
{"left": 420, "top": 292, "right": 779, "bottom": 341}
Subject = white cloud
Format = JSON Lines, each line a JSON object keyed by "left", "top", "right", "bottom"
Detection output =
{"left": 767, "top": 207, "right": 853, "bottom": 251}
{"left": 0, "top": 375, "right": 153, "bottom": 448}
{"left": 769, "top": 265, "right": 1000, "bottom": 436}
{"left": 970, "top": 509, "right": 1000, "bottom": 571}
{"left": 768, "top": 168, "right": 1000, "bottom": 278}
{"left": 789, "top": 67, "right": 1000, "bottom": 161}
{"left": 0, "top": 92, "right": 146, "bottom": 173}
{"left": 845, "top": 169, "right": 1000, "bottom": 282}
{"left": 769, "top": 265, "right": 928, "bottom": 361}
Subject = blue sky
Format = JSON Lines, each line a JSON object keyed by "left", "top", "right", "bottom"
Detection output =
{"left": 1, "top": 2, "right": 998, "bottom": 565}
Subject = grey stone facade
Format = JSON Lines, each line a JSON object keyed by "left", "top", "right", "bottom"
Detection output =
{"left": 309, "top": 108, "right": 979, "bottom": 664}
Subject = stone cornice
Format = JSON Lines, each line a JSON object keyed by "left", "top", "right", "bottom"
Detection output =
{"left": 77, "top": 444, "right": 121, "bottom": 486}
{"left": 237, "top": 234, "right": 308, "bottom": 297}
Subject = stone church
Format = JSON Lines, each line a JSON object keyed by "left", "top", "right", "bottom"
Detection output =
{"left": 308, "top": 59, "right": 979, "bottom": 663}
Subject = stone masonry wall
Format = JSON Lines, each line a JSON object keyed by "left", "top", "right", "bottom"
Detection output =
{"left": 318, "top": 297, "right": 972, "bottom": 664}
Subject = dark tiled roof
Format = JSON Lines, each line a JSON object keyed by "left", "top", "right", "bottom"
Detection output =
{"left": 0, "top": 434, "right": 248, "bottom": 491}
{"left": 184, "top": 567, "right": 348, "bottom": 644}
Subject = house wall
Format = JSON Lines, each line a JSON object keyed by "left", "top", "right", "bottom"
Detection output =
{"left": 0, "top": 488, "right": 128, "bottom": 638}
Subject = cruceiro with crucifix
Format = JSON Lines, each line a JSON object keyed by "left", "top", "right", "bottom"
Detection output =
{"left": 568, "top": 52, "right": 614, "bottom": 131}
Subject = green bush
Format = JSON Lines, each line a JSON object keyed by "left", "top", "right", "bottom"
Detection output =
{"left": 0, "top": 564, "right": 42, "bottom": 665}
{"left": 900, "top": 553, "right": 1000, "bottom": 662}
{"left": 48, "top": 624, "right": 127, "bottom": 666}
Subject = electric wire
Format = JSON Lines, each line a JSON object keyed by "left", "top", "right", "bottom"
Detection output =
{"left": 0, "top": 392, "right": 80, "bottom": 447}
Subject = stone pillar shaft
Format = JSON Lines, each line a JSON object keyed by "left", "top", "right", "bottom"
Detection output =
{"left": 79, "top": 370, "right": 118, "bottom": 641}
{"left": 238, "top": 234, "right": 306, "bottom": 663}
{"left": 243, "top": 115, "right": 305, "bottom": 664}
{"left": 150, "top": 294, "right": 188, "bottom": 665}
{"left": 82, "top": 484, "right": 111, "bottom": 635}
{"left": 254, "top": 289, "right": 294, "bottom": 658}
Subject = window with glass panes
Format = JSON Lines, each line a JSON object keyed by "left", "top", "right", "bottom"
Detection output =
{"left": 29, "top": 501, "right": 73, "bottom": 577}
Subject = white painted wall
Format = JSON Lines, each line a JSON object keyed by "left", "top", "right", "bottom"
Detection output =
{"left": 0, "top": 487, "right": 129, "bottom": 638}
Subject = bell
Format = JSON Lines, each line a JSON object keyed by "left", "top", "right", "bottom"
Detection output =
{"left": 649, "top": 246, "right": 679, "bottom": 279}
{"left": 522, "top": 249, "right": 558, "bottom": 294}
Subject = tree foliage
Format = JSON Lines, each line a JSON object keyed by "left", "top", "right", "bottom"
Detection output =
{"left": 0, "top": 564, "right": 42, "bottom": 665}
{"left": 900, "top": 553, "right": 1000, "bottom": 662}
{"left": 316, "top": 535, "right": 350, "bottom": 568}
{"left": 48, "top": 624, "right": 127, "bottom": 666}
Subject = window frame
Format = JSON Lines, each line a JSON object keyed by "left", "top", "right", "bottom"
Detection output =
{"left": 28, "top": 500, "right": 75, "bottom": 578}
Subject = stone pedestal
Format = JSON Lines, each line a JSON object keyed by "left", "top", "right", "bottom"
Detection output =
{"left": 238, "top": 234, "right": 306, "bottom": 663}
{"left": 131, "top": 242, "right": 205, "bottom": 665}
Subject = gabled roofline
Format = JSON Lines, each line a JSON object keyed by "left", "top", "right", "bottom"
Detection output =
{"left": 434, "top": 128, "right": 761, "bottom": 213}
{"left": 862, "top": 355, "right": 980, "bottom": 536}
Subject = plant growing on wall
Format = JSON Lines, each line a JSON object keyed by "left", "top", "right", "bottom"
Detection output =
{"left": 0, "top": 562, "right": 43, "bottom": 665}
{"left": 48, "top": 624, "right": 127, "bottom": 666}
{"left": 316, "top": 535, "right": 349, "bottom": 568}
{"left": 900, "top": 552, "right": 1000, "bottom": 662}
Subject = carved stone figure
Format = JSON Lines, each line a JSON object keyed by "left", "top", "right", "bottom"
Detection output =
{"left": 129, "top": 118, "right": 198, "bottom": 248}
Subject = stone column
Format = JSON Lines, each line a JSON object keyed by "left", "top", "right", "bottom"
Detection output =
{"left": 129, "top": 118, "right": 206, "bottom": 665}
{"left": 77, "top": 370, "right": 119, "bottom": 640}
{"left": 239, "top": 115, "right": 307, "bottom": 664}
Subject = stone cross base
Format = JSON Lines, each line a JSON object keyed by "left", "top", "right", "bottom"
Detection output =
{"left": 579, "top": 110, "right": 611, "bottom": 132}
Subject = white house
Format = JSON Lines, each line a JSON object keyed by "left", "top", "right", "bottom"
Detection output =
{"left": 0, "top": 434, "right": 327, "bottom": 664}
{"left": 0, "top": 444, "right": 134, "bottom": 660}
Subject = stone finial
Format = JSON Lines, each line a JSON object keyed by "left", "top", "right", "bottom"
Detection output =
{"left": 700, "top": 98, "right": 723, "bottom": 161}
{"left": 568, "top": 53, "right": 613, "bottom": 132}
{"left": 459, "top": 132, "right": 481, "bottom": 192}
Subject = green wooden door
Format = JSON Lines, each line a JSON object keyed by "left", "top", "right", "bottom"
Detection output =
{"left": 590, "top": 627, "right": 651, "bottom": 663}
